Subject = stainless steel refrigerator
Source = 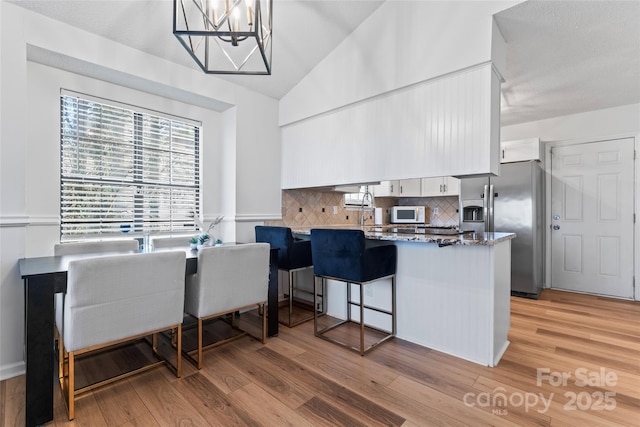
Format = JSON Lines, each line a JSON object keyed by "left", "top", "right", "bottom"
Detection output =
{"left": 459, "top": 160, "right": 544, "bottom": 298}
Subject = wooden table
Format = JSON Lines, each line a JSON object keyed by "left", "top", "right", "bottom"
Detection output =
{"left": 18, "top": 245, "right": 279, "bottom": 427}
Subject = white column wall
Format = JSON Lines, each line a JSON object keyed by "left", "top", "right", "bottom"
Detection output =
{"left": 0, "top": 2, "right": 281, "bottom": 379}
{"left": 234, "top": 86, "right": 282, "bottom": 243}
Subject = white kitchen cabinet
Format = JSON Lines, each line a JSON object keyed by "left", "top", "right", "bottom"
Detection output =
{"left": 372, "top": 181, "right": 394, "bottom": 197}
{"left": 395, "top": 179, "right": 422, "bottom": 197}
{"left": 281, "top": 64, "right": 501, "bottom": 189}
{"left": 421, "top": 177, "right": 459, "bottom": 197}
{"left": 373, "top": 179, "right": 422, "bottom": 197}
{"left": 500, "top": 138, "right": 542, "bottom": 163}
{"left": 421, "top": 177, "right": 442, "bottom": 197}
{"left": 443, "top": 177, "right": 460, "bottom": 196}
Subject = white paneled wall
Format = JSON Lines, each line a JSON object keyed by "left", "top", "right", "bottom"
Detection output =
{"left": 281, "top": 64, "right": 501, "bottom": 189}
{"left": 279, "top": 1, "right": 510, "bottom": 126}
{"left": 322, "top": 239, "right": 512, "bottom": 367}
{"left": 394, "top": 239, "right": 510, "bottom": 367}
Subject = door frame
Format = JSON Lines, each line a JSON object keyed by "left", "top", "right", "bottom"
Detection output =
{"left": 544, "top": 133, "right": 638, "bottom": 300}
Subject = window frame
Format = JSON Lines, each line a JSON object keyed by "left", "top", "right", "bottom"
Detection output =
{"left": 344, "top": 185, "right": 373, "bottom": 209}
{"left": 59, "top": 91, "right": 201, "bottom": 240}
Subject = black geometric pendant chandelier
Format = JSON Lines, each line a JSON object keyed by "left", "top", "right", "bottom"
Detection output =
{"left": 173, "top": 0, "right": 272, "bottom": 75}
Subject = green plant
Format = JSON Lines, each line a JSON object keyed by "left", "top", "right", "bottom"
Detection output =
{"left": 198, "top": 234, "right": 210, "bottom": 244}
{"left": 190, "top": 237, "right": 198, "bottom": 244}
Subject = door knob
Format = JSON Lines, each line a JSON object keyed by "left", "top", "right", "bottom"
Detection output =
{"left": 553, "top": 225, "right": 560, "bottom": 230}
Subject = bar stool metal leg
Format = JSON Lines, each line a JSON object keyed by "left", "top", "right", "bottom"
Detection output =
{"left": 359, "top": 283, "right": 365, "bottom": 356}
{"left": 314, "top": 274, "right": 396, "bottom": 356}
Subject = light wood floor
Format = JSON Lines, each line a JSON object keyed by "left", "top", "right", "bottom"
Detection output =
{"left": 1, "top": 289, "right": 639, "bottom": 426}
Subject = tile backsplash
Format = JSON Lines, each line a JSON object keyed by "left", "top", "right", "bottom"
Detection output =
{"left": 267, "top": 190, "right": 459, "bottom": 227}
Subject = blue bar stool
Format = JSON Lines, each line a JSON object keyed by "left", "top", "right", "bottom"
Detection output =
{"left": 255, "top": 226, "right": 316, "bottom": 327}
{"left": 310, "top": 228, "right": 397, "bottom": 355}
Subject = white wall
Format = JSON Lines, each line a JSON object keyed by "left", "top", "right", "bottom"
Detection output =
{"left": 501, "top": 103, "right": 640, "bottom": 301}
{"left": 234, "top": 86, "right": 283, "bottom": 242}
{"left": 0, "top": 0, "right": 29, "bottom": 380}
{"left": 281, "top": 64, "right": 502, "bottom": 188}
{"left": 278, "top": 1, "right": 519, "bottom": 189}
{"left": 501, "top": 104, "right": 640, "bottom": 143}
{"left": 279, "top": 0, "right": 518, "bottom": 126}
{"left": 0, "top": 2, "right": 281, "bottom": 379}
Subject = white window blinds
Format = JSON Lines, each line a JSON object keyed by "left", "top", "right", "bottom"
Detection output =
{"left": 60, "top": 93, "right": 200, "bottom": 238}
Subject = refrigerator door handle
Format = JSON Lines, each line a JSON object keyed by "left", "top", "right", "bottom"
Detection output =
{"left": 488, "top": 184, "right": 495, "bottom": 232}
{"left": 483, "top": 184, "right": 489, "bottom": 232}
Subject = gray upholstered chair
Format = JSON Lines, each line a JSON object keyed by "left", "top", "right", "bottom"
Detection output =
{"left": 184, "top": 243, "right": 270, "bottom": 369}
{"left": 58, "top": 251, "right": 186, "bottom": 420}
{"left": 54, "top": 240, "right": 139, "bottom": 339}
{"left": 151, "top": 235, "right": 197, "bottom": 249}
{"left": 310, "top": 228, "right": 397, "bottom": 356}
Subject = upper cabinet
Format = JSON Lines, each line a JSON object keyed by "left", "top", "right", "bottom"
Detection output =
{"left": 394, "top": 179, "right": 422, "bottom": 197}
{"left": 421, "top": 177, "right": 460, "bottom": 197}
{"left": 500, "top": 138, "right": 542, "bottom": 163}
{"left": 374, "top": 177, "right": 459, "bottom": 198}
{"left": 373, "top": 179, "right": 422, "bottom": 197}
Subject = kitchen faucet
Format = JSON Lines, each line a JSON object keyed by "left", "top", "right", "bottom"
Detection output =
{"left": 360, "top": 185, "right": 374, "bottom": 227}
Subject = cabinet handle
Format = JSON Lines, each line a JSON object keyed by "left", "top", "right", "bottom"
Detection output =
{"left": 439, "top": 184, "right": 443, "bottom": 193}
{"left": 502, "top": 149, "right": 505, "bottom": 159}
{"left": 390, "top": 184, "right": 394, "bottom": 193}
{"left": 400, "top": 185, "right": 403, "bottom": 194}
{"left": 443, "top": 184, "right": 447, "bottom": 193}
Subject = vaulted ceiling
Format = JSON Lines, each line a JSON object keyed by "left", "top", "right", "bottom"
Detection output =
{"left": 11, "top": 0, "right": 640, "bottom": 126}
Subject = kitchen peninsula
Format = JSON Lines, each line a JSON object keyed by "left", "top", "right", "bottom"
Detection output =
{"left": 292, "top": 225, "right": 516, "bottom": 367}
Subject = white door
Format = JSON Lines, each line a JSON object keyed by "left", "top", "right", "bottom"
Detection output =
{"left": 550, "top": 138, "right": 635, "bottom": 298}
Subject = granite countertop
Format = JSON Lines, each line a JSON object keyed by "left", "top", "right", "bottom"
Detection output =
{"left": 290, "top": 225, "right": 516, "bottom": 246}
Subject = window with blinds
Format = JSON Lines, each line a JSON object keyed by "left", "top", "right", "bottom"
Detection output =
{"left": 60, "top": 93, "right": 200, "bottom": 239}
{"left": 344, "top": 185, "right": 372, "bottom": 208}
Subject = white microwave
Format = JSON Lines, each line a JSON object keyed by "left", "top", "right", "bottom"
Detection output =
{"left": 391, "top": 206, "right": 426, "bottom": 224}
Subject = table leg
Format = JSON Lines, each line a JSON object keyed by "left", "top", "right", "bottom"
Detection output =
{"left": 267, "top": 249, "right": 279, "bottom": 337}
{"left": 24, "top": 275, "right": 55, "bottom": 427}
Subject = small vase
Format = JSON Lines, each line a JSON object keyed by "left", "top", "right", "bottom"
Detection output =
{"left": 190, "top": 243, "right": 197, "bottom": 250}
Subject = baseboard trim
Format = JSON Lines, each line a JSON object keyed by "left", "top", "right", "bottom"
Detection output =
{"left": 0, "top": 361, "right": 25, "bottom": 381}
